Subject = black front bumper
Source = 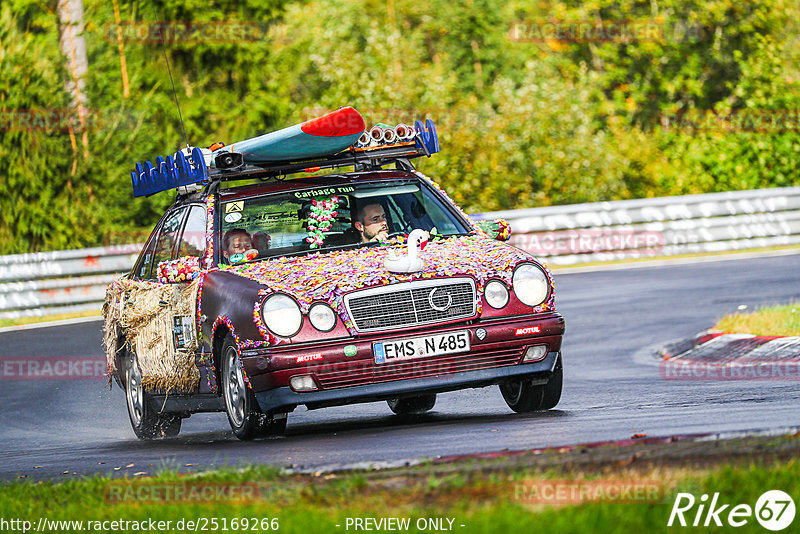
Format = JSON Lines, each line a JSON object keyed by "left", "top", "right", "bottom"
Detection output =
{"left": 254, "top": 351, "right": 560, "bottom": 414}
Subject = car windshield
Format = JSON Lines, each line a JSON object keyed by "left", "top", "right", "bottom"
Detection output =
{"left": 218, "top": 179, "right": 471, "bottom": 263}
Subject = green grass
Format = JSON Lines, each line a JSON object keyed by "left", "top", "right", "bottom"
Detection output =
{"left": 2, "top": 455, "right": 797, "bottom": 533}
{"left": 716, "top": 303, "right": 800, "bottom": 336}
{"left": 0, "top": 310, "right": 100, "bottom": 329}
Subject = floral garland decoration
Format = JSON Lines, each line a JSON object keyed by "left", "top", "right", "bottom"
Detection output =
{"left": 305, "top": 195, "right": 340, "bottom": 249}
{"left": 475, "top": 219, "right": 512, "bottom": 241}
{"left": 202, "top": 195, "right": 215, "bottom": 270}
{"left": 210, "top": 316, "right": 252, "bottom": 389}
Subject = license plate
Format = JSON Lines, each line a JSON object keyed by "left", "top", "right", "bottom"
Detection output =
{"left": 373, "top": 331, "right": 470, "bottom": 364}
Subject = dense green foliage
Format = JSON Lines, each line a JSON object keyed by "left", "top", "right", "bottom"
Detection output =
{"left": 2, "top": 0, "right": 800, "bottom": 253}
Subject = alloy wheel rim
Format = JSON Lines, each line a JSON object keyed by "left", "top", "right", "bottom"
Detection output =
{"left": 127, "top": 358, "right": 144, "bottom": 426}
{"left": 225, "top": 346, "right": 246, "bottom": 427}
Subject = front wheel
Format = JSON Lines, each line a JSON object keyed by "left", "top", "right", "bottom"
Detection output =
{"left": 387, "top": 394, "right": 437, "bottom": 415}
{"left": 125, "top": 349, "right": 181, "bottom": 439}
{"left": 221, "top": 334, "right": 286, "bottom": 440}
{"left": 500, "top": 355, "right": 562, "bottom": 413}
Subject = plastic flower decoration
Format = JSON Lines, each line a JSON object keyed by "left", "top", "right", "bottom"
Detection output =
{"left": 305, "top": 195, "right": 340, "bottom": 249}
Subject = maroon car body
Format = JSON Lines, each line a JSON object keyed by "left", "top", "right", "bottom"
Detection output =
{"left": 108, "top": 168, "right": 565, "bottom": 440}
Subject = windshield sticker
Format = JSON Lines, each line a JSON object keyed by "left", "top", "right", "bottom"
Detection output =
{"left": 306, "top": 196, "right": 340, "bottom": 249}
{"left": 294, "top": 186, "right": 354, "bottom": 199}
{"left": 224, "top": 212, "right": 242, "bottom": 223}
{"left": 225, "top": 201, "right": 243, "bottom": 213}
{"left": 251, "top": 211, "right": 297, "bottom": 223}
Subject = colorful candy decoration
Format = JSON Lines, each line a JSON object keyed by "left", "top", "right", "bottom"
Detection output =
{"left": 220, "top": 233, "right": 555, "bottom": 336}
{"left": 157, "top": 256, "right": 201, "bottom": 284}
{"left": 305, "top": 195, "right": 340, "bottom": 249}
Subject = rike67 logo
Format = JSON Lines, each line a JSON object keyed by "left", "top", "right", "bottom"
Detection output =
{"left": 668, "top": 490, "right": 795, "bottom": 531}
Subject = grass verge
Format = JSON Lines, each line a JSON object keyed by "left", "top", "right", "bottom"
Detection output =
{"left": 3, "top": 433, "right": 799, "bottom": 533}
{"left": 716, "top": 303, "right": 800, "bottom": 337}
{"left": 0, "top": 310, "right": 100, "bottom": 329}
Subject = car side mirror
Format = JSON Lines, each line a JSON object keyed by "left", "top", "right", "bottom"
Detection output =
{"left": 477, "top": 219, "right": 512, "bottom": 241}
{"left": 157, "top": 256, "right": 202, "bottom": 283}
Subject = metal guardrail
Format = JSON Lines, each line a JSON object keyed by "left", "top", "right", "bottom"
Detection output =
{"left": 472, "top": 186, "right": 800, "bottom": 265}
{"left": 0, "top": 245, "right": 141, "bottom": 319}
{"left": 2, "top": 187, "right": 800, "bottom": 319}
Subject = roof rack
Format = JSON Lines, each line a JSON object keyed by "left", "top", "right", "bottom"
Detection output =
{"left": 211, "top": 140, "right": 426, "bottom": 183}
{"left": 130, "top": 119, "right": 439, "bottom": 198}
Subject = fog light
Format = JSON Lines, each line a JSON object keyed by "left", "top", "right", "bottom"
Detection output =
{"left": 289, "top": 375, "right": 318, "bottom": 392}
{"left": 522, "top": 345, "right": 548, "bottom": 362}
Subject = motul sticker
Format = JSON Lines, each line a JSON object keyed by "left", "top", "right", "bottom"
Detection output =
{"left": 295, "top": 353, "right": 324, "bottom": 364}
{"left": 514, "top": 326, "right": 541, "bottom": 336}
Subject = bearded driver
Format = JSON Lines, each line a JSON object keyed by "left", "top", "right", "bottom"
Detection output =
{"left": 354, "top": 203, "right": 389, "bottom": 242}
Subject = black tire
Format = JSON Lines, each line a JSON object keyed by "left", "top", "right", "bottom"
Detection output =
{"left": 221, "top": 334, "right": 286, "bottom": 440}
{"left": 387, "top": 394, "right": 437, "bottom": 415}
{"left": 125, "top": 349, "right": 182, "bottom": 439}
{"left": 500, "top": 355, "right": 563, "bottom": 413}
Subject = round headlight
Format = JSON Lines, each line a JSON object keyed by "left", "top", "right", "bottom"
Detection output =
{"left": 262, "top": 294, "right": 302, "bottom": 337}
{"left": 512, "top": 263, "right": 550, "bottom": 307}
{"left": 309, "top": 302, "right": 337, "bottom": 332}
{"left": 484, "top": 280, "right": 509, "bottom": 309}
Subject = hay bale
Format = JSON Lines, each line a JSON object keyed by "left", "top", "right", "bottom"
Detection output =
{"left": 103, "top": 278, "right": 202, "bottom": 394}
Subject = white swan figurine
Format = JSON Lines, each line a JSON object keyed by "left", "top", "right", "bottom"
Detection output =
{"left": 384, "top": 229, "right": 429, "bottom": 273}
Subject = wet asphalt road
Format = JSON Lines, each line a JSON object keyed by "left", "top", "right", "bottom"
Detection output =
{"left": 2, "top": 253, "right": 800, "bottom": 481}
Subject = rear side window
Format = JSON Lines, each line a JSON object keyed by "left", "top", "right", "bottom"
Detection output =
{"left": 177, "top": 205, "right": 207, "bottom": 258}
{"left": 151, "top": 208, "right": 187, "bottom": 273}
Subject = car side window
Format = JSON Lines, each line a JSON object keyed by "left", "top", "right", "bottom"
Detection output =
{"left": 132, "top": 224, "right": 161, "bottom": 280}
{"left": 177, "top": 205, "right": 207, "bottom": 258}
{"left": 151, "top": 208, "right": 188, "bottom": 275}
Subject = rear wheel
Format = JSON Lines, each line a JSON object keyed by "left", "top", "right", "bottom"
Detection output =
{"left": 500, "top": 355, "right": 562, "bottom": 413}
{"left": 387, "top": 394, "right": 437, "bottom": 415}
{"left": 125, "top": 349, "right": 181, "bottom": 439}
{"left": 221, "top": 334, "right": 286, "bottom": 440}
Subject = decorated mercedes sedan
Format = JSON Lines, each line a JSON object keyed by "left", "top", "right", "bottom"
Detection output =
{"left": 103, "top": 108, "right": 565, "bottom": 440}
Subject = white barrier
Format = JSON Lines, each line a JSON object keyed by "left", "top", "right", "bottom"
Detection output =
{"left": 2, "top": 187, "right": 800, "bottom": 318}
{"left": 472, "top": 186, "right": 800, "bottom": 265}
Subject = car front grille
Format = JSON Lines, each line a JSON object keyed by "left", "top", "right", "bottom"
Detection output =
{"left": 344, "top": 278, "right": 477, "bottom": 332}
{"left": 314, "top": 345, "right": 524, "bottom": 390}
